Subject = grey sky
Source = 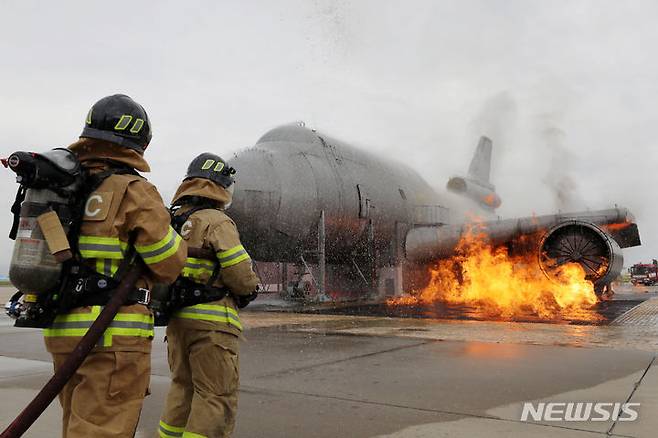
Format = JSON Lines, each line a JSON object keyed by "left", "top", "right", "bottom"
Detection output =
{"left": 1, "top": 0, "right": 656, "bottom": 271}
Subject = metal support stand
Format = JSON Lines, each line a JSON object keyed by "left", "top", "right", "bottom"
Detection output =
{"left": 253, "top": 262, "right": 268, "bottom": 292}
{"left": 367, "top": 219, "right": 376, "bottom": 291}
{"left": 351, "top": 258, "right": 370, "bottom": 288}
{"left": 299, "top": 255, "right": 317, "bottom": 288}
{"left": 318, "top": 210, "right": 326, "bottom": 298}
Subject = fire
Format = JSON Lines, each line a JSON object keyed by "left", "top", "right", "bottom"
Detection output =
{"left": 603, "top": 222, "right": 632, "bottom": 232}
{"left": 393, "top": 226, "right": 601, "bottom": 321}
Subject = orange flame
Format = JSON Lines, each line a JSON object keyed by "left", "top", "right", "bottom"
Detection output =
{"left": 393, "top": 226, "right": 601, "bottom": 321}
{"left": 603, "top": 222, "right": 632, "bottom": 232}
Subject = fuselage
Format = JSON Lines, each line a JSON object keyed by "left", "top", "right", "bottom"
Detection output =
{"left": 230, "top": 124, "right": 450, "bottom": 264}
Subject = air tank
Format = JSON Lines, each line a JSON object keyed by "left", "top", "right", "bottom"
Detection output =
{"left": 9, "top": 189, "right": 72, "bottom": 293}
{"left": 6, "top": 149, "right": 81, "bottom": 295}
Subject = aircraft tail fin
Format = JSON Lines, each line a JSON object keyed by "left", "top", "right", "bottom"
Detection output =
{"left": 467, "top": 136, "right": 492, "bottom": 185}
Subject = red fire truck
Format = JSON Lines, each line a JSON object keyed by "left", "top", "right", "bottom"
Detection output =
{"left": 629, "top": 261, "right": 658, "bottom": 286}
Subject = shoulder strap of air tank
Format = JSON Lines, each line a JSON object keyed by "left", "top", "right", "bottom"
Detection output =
{"left": 67, "top": 166, "right": 141, "bottom": 261}
{"left": 8, "top": 186, "right": 27, "bottom": 240}
{"left": 84, "top": 166, "right": 141, "bottom": 196}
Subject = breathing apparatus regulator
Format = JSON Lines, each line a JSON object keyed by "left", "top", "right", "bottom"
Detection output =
{"left": 2, "top": 148, "right": 84, "bottom": 327}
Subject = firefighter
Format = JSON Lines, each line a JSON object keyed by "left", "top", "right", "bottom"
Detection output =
{"left": 43, "top": 94, "right": 187, "bottom": 437}
{"left": 158, "top": 153, "right": 260, "bottom": 438}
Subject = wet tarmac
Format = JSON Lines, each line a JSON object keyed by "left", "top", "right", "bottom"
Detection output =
{"left": 298, "top": 298, "right": 645, "bottom": 326}
{"left": 0, "top": 286, "right": 657, "bottom": 437}
{"left": 278, "top": 285, "right": 658, "bottom": 326}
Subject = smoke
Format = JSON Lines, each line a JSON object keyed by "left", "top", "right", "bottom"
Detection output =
{"left": 464, "top": 86, "right": 593, "bottom": 219}
{"left": 308, "top": 0, "right": 352, "bottom": 59}
{"left": 537, "top": 113, "right": 585, "bottom": 211}
{"left": 470, "top": 91, "right": 518, "bottom": 151}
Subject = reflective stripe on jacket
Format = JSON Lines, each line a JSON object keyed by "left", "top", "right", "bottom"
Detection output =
{"left": 216, "top": 244, "right": 250, "bottom": 268}
{"left": 173, "top": 303, "right": 242, "bottom": 331}
{"left": 179, "top": 243, "right": 251, "bottom": 284}
{"left": 44, "top": 305, "right": 154, "bottom": 348}
{"left": 78, "top": 225, "right": 183, "bottom": 279}
{"left": 182, "top": 257, "right": 216, "bottom": 283}
{"left": 136, "top": 226, "right": 184, "bottom": 265}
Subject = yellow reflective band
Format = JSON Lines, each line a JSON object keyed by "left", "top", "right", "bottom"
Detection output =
{"left": 111, "top": 258, "right": 120, "bottom": 275}
{"left": 182, "top": 432, "right": 207, "bottom": 438}
{"left": 173, "top": 312, "right": 242, "bottom": 329}
{"left": 78, "top": 236, "right": 128, "bottom": 260}
{"left": 135, "top": 227, "right": 175, "bottom": 252}
{"left": 78, "top": 236, "right": 125, "bottom": 245}
{"left": 114, "top": 312, "right": 153, "bottom": 322}
{"left": 114, "top": 114, "right": 133, "bottom": 130}
{"left": 191, "top": 303, "right": 239, "bottom": 317}
{"left": 43, "top": 328, "right": 89, "bottom": 337}
{"left": 182, "top": 257, "right": 216, "bottom": 282}
{"left": 136, "top": 227, "right": 183, "bottom": 265}
{"left": 174, "top": 303, "right": 242, "bottom": 330}
{"left": 96, "top": 258, "right": 120, "bottom": 277}
{"left": 79, "top": 250, "right": 123, "bottom": 260}
{"left": 44, "top": 307, "right": 154, "bottom": 347}
{"left": 182, "top": 268, "right": 214, "bottom": 282}
{"left": 218, "top": 245, "right": 244, "bottom": 258}
{"left": 130, "top": 118, "right": 144, "bottom": 134}
{"left": 159, "top": 420, "right": 184, "bottom": 437}
{"left": 102, "top": 327, "right": 154, "bottom": 345}
{"left": 51, "top": 306, "right": 102, "bottom": 323}
{"left": 217, "top": 245, "right": 251, "bottom": 268}
{"left": 221, "top": 252, "right": 250, "bottom": 268}
{"left": 186, "top": 257, "right": 215, "bottom": 268}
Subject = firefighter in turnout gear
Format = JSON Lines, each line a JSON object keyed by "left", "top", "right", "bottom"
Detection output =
{"left": 44, "top": 95, "right": 187, "bottom": 437}
{"left": 159, "top": 153, "right": 260, "bottom": 438}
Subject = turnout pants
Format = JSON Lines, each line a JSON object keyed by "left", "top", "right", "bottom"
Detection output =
{"left": 52, "top": 351, "right": 150, "bottom": 438}
{"left": 159, "top": 325, "right": 239, "bottom": 438}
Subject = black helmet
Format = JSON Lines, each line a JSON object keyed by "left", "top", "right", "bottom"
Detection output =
{"left": 185, "top": 153, "right": 236, "bottom": 188}
{"left": 81, "top": 94, "right": 152, "bottom": 152}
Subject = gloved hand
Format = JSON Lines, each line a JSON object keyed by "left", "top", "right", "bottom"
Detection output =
{"left": 236, "top": 290, "right": 258, "bottom": 309}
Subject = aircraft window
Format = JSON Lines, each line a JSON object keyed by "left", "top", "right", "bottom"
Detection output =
{"left": 399, "top": 188, "right": 407, "bottom": 200}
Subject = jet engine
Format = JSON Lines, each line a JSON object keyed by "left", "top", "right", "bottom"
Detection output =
{"left": 538, "top": 221, "right": 623, "bottom": 293}
{"left": 405, "top": 208, "right": 637, "bottom": 296}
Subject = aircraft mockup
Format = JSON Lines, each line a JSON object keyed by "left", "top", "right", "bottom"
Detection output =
{"left": 229, "top": 123, "right": 640, "bottom": 299}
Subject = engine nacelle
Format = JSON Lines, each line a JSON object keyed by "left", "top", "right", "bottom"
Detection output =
{"left": 538, "top": 221, "right": 623, "bottom": 294}
{"left": 447, "top": 176, "right": 501, "bottom": 210}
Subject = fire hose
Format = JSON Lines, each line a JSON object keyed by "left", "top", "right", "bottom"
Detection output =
{"left": 0, "top": 263, "right": 144, "bottom": 438}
